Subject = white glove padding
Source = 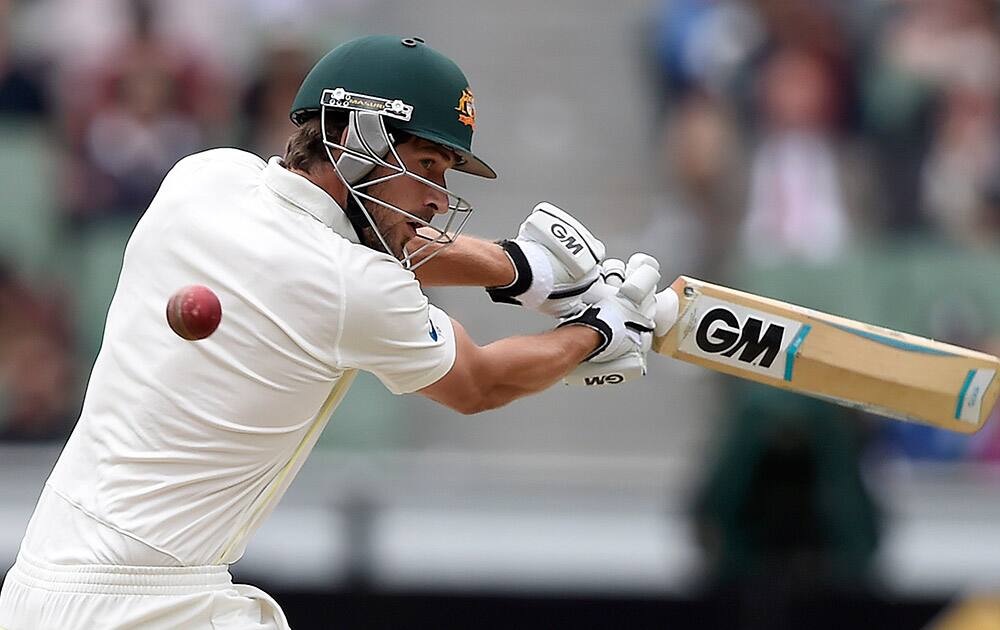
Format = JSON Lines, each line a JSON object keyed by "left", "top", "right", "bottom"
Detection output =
{"left": 562, "top": 353, "right": 646, "bottom": 386}
{"left": 486, "top": 202, "right": 606, "bottom": 317}
{"left": 654, "top": 287, "right": 680, "bottom": 337}
{"left": 558, "top": 259, "right": 660, "bottom": 363}
{"left": 562, "top": 253, "right": 661, "bottom": 386}
{"left": 580, "top": 253, "right": 661, "bottom": 305}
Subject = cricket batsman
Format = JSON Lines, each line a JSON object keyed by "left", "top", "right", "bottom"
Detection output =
{"left": 0, "top": 35, "right": 659, "bottom": 629}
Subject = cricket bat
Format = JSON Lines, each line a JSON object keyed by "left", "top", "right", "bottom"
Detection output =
{"left": 651, "top": 276, "right": 1000, "bottom": 433}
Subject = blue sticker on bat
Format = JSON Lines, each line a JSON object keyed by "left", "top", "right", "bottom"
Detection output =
{"left": 784, "top": 325, "right": 811, "bottom": 381}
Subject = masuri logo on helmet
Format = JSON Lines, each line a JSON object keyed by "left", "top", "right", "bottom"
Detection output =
{"left": 320, "top": 88, "right": 414, "bottom": 122}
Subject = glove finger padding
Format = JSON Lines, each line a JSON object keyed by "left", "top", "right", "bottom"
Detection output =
{"left": 653, "top": 288, "right": 680, "bottom": 337}
{"left": 623, "top": 253, "right": 660, "bottom": 319}
{"left": 581, "top": 256, "right": 659, "bottom": 310}
{"left": 579, "top": 258, "right": 623, "bottom": 305}
{"left": 600, "top": 258, "right": 626, "bottom": 288}
{"left": 626, "top": 252, "right": 660, "bottom": 276}
{"left": 558, "top": 256, "right": 661, "bottom": 363}
{"left": 618, "top": 264, "right": 659, "bottom": 341}
{"left": 561, "top": 254, "right": 661, "bottom": 386}
{"left": 619, "top": 264, "right": 659, "bottom": 310}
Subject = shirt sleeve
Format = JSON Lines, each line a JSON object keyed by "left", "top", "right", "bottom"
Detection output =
{"left": 336, "top": 253, "right": 456, "bottom": 394}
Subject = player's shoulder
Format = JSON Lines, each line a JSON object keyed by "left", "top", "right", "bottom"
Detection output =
{"left": 342, "top": 243, "right": 417, "bottom": 286}
{"left": 337, "top": 245, "right": 426, "bottom": 305}
{"left": 166, "top": 148, "right": 267, "bottom": 184}
{"left": 175, "top": 147, "right": 266, "bottom": 170}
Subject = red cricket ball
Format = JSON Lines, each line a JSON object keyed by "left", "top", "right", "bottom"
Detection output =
{"left": 166, "top": 285, "right": 222, "bottom": 341}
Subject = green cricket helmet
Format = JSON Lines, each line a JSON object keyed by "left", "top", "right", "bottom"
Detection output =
{"left": 290, "top": 34, "right": 495, "bottom": 179}
{"left": 288, "top": 35, "right": 491, "bottom": 269}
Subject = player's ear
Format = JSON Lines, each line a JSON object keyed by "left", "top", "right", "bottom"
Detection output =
{"left": 324, "top": 126, "right": 350, "bottom": 165}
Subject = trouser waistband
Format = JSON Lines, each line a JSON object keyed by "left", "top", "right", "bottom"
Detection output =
{"left": 8, "top": 552, "right": 232, "bottom": 596}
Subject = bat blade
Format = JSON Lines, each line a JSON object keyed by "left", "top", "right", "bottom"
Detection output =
{"left": 653, "top": 276, "right": 1000, "bottom": 433}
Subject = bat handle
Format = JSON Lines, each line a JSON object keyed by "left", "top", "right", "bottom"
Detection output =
{"left": 653, "top": 288, "right": 679, "bottom": 338}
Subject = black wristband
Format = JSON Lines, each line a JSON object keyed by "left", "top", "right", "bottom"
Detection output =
{"left": 557, "top": 305, "right": 611, "bottom": 361}
{"left": 485, "top": 240, "right": 533, "bottom": 305}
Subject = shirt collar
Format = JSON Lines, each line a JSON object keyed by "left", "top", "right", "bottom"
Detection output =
{"left": 261, "top": 156, "right": 360, "bottom": 243}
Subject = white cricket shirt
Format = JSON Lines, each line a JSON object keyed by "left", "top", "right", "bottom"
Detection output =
{"left": 21, "top": 149, "right": 456, "bottom": 566}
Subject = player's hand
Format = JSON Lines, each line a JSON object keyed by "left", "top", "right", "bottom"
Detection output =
{"left": 559, "top": 252, "right": 659, "bottom": 362}
{"left": 486, "top": 202, "right": 606, "bottom": 318}
{"left": 579, "top": 253, "right": 660, "bottom": 305}
{"left": 563, "top": 254, "right": 661, "bottom": 386}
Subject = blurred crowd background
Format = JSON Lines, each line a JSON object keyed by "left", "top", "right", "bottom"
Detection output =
{"left": 1, "top": 0, "right": 999, "bottom": 627}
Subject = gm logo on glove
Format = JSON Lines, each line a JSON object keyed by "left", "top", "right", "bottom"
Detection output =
{"left": 582, "top": 373, "right": 625, "bottom": 386}
{"left": 550, "top": 222, "right": 585, "bottom": 256}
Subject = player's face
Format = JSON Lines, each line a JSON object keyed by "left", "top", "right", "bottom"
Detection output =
{"left": 361, "top": 138, "right": 457, "bottom": 260}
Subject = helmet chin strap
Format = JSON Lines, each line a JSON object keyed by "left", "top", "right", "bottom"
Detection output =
{"left": 334, "top": 110, "right": 395, "bottom": 248}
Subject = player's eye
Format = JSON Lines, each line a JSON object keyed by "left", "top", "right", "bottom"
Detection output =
{"left": 419, "top": 158, "right": 435, "bottom": 170}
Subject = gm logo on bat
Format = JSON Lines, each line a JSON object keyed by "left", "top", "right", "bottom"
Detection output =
{"left": 679, "top": 296, "right": 803, "bottom": 381}
{"left": 696, "top": 308, "right": 785, "bottom": 368}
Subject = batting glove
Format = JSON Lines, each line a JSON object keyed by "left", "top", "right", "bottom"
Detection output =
{"left": 563, "top": 254, "right": 661, "bottom": 386}
{"left": 486, "top": 202, "right": 606, "bottom": 318}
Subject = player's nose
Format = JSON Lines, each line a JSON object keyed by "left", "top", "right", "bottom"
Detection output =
{"left": 424, "top": 187, "right": 449, "bottom": 215}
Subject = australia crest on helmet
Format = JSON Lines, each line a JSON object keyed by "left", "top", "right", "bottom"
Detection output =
{"left": 455, "top": 87, "right": 476, "bottom": 129}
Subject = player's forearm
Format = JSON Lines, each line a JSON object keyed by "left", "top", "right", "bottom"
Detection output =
{"left": 419, "top": 318, "right": 600, "bottom": 414}
{"left": 471, "top": 325, "right": 599, "bottom": 410}
{"left": 411, "top": 233, "right": 515, "bottom": 287}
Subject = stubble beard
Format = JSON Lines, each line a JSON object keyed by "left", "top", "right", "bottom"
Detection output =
{"left": 360, "top": 200, "right": 410, "bottom": 260}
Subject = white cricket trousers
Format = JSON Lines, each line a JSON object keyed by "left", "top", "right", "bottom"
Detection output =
{"left": 0, "top": 552, "right": 290, "bottom": 629}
